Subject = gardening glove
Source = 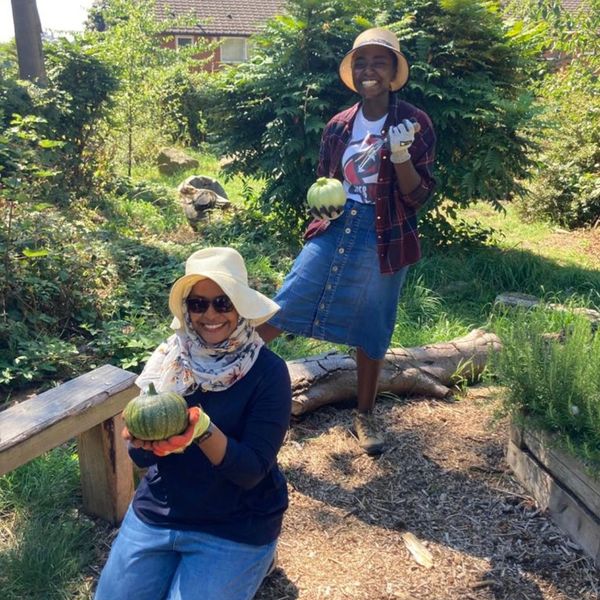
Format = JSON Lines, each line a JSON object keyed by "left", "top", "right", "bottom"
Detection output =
{"left": 308, "top": 205, "right": 344, "bottom": 220}
{"left": 151, "top": 407, "right": 211, "bottom": 457}
{"left": 388, "top": 119, "right": 420, "bottom": 164}
{"left": 121, "top": 425, "right": 155, "bottom": 452}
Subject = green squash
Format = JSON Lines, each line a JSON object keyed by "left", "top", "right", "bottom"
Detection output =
{"left": 306, "top": 177, "right": 346, "bottom": 219}
{"left": 123, "top": 383, "right": 189, "bottom": 441}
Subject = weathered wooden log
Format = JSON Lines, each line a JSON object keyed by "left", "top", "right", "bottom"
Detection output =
{"left": 288, "top": 328, "right": 501, "bottom": 416}
{"left": 495, "top": 292, "right": 600, "bottom": 326}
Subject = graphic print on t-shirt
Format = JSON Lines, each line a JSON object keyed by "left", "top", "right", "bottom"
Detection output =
{"left": 342, "top": 110, "right": 387, "bottom": 204}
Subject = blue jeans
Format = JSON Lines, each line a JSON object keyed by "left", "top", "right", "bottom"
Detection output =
{"left": 94, "top": 506, "right": 277, "bottom": 600}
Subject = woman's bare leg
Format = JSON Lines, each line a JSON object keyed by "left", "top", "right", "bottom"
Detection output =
{"left": 356, "top": 348, "right": 382, "bottom": 412}
{"left": 354, "top": 348, "right": 385, "bottom": 455}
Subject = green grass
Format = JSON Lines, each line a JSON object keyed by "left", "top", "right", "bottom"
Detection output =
{"left": 129, "top": 146, "right": 266, "bottom": 208}
{"left": 0, "top": 445, "right": 100, "bottom": 599}
{"left": 460, "top": 201, "right": 599, "bottom": 269}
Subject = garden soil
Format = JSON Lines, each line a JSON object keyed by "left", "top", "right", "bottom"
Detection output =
{"left": 254, "top": 387, "right": 599, "bottom": 600}
{"left": 92, "top": 386, "right": 599, "bottom": 600}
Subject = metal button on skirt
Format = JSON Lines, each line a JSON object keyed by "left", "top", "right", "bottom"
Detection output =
{"left": 268, "top": 200, "right": 408, "bottom": 359}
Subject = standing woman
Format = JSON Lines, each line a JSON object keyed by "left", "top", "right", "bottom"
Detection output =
{"left": 258, "top": 28, "right": 436, "bottom": 455}
{"left": 94, "top": 247, "right": 291, "bottom": 600}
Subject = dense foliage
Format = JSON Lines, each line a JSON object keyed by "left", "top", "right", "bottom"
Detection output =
{"left": 495, "top": 308, "right": 600, "bottom": 470}
{"left": 509, "top": 0, "right": 600, "bottom": 228}
{"left": 202, "top": 0, "right": 538, "bottom": 236}
{"left": 0, "top": 0, "right": 215, "bottom": 389}
{"left": 87, "top": 0, "right": 212, "bottom": 173}
{"left": 1, "top": 39, "right": 117, "bottom": 197}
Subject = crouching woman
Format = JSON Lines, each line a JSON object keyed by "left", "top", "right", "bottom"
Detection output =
{"left": 94, "top": 247, "right": 292, "bottom": 600}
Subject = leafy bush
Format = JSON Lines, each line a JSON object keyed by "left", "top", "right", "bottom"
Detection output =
{"left": 510, "top": 0, "right": 600, "bottom": 228}
{"left": 88, "top": 0, "right": 212, "bottom": 175}
{"left": 43, "top": 39, "right": 118, "bottom": 193}
{"left": 495, "top": 307, "right": 600, "bottom": 471}
{"left": 202, "top": 0, "right": 538, "bottom": 238}
{"left": 0, "top": 186, "right": 188, "bottom": 389}
{"left": 518, "top": 88, "right": 600, "bottom": 228}
{"left": 158, "top": 69, "right": 208, "bottom": 147}
{"left": 0, "top": 38, "right": 117, "bottom": 198}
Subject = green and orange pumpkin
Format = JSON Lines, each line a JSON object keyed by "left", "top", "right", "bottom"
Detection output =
{"left": 123, "top": 383, "right": 189, "bottom": 441}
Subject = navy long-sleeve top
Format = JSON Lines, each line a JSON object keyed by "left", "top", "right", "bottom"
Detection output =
{"left": 129, "top": 346, "right": 292, "bottom": 546}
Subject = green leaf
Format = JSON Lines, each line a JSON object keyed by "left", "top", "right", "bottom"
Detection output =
{"left": 22, "top": 248, "right": 49, "bottom": 258}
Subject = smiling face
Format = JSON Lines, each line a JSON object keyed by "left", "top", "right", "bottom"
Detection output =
{"left": 187, "top": 279, "right": 239, "bottom": 345}
{"left": 351, "top": 45, "right": 397, "bottom": 101}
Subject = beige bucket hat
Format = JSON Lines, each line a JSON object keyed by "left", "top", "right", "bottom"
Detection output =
{"left": 169, "top": 247, "right": 280, "bottom": 330}
{"left": 339, "top": 27, "right": 409, "bottom": 93}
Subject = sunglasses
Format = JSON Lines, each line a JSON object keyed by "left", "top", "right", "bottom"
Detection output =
{"left": 186, "top": 295, "right": 235, "bottom": 314}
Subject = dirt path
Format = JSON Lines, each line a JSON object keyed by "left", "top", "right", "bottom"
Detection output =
{"left": 256, "top": 388, "right": 599, "bottom": 600}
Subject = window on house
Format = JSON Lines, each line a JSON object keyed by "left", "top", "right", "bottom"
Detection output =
{"left": 176, "top": 36, "right": 193, "bottom": 50}
{"left": 220, "top": 37, "right": 247, "bottom": 63}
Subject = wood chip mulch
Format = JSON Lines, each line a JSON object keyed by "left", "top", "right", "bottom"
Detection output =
{"left": 256, "top": 387, "right": 599, "bottom": 600}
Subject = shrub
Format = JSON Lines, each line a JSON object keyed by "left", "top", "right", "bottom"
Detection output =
{"left": 511, "top": 0, "right": 600, "bottom": 228}
{"left": 43, "top": 39, "right": 118, "bottom": 193}
{"left": 158, "top": 69, "right": 208, "bottom": 147}
{"left": 495, "top": 307, "right": 600, "bottom": 471}
{"left": 518, "top": 88, "right": 600, "bottom": 228}
{"left": 0, "top": 38, "right": 117, "bottom": 198}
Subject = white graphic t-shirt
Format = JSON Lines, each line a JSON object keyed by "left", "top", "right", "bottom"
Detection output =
{"left": 342, "top": 109, "right": 388, "bottom": 204}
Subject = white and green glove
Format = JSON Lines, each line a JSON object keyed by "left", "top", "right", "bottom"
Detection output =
{"left": 388, "top": 119, "right": 420, "bottom": 164}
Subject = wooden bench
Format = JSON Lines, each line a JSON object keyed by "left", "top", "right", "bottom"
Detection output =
{"left": 0, "top": 364, "right": 139, "bottom": 525}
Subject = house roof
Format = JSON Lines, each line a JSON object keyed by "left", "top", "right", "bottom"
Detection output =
{"left": 155, "top": 0, "right": 286, "bottom": 37}
{"left": 561, "top": 0, "right": 587, "bottom": 11}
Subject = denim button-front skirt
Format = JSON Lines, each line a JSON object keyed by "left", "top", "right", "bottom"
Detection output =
{"left": 269, "top": 199, "right": 408, "bottom": 359}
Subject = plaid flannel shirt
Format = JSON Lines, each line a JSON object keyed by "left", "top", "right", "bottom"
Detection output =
{"left": 306, "top": 94, "right": 437, "bottom": 274}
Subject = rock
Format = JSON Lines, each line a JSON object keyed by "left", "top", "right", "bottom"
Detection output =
{"left": 178, "top": 175, "right": 232, "bottom": 230}
{"left": 156, "top": 148, "right": 199, "bottom": 175}
{"left": 179, "top": 175, "right": 229, "bottom": 200}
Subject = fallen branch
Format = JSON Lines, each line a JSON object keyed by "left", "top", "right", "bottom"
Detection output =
{"left": 495, "top": 292, "right": 600, "bottom": 326}
{"left": 287, "top": 329, "right": 501, "bottom": 415}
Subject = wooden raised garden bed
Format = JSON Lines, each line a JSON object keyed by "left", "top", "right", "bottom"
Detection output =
{"left": 507, "top": 423, "right": 600, "bottom": 567}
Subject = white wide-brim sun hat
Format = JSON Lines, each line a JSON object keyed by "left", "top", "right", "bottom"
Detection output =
{"left": 169, "top": 247, "right": 280, "bottom": 330}
{"left": 338, "top": 27, "right": 410, "bottom": 93}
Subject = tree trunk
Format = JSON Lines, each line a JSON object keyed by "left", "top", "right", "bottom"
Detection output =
{"left": 11, "top": 0, "right": 47, "bottom": 85}
{"left": 288, "top": 328, "right": 501, "bottom": 416}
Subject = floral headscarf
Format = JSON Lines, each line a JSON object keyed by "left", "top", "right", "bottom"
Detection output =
{"left": 135, "top": 310, "right": 264, "bottom": 395}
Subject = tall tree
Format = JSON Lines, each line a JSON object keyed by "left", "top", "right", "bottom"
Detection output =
{"left": 11, "top": 0, "right": 47, "bottom": 84}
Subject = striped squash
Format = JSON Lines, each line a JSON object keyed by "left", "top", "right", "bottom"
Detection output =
{"left": 123, "top": 383, "right": 189, "bottom": 441}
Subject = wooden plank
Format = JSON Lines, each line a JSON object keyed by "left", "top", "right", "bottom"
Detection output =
{"left": 507, "top": 439, "right": 552, "bottom": 509}
{"left": 78, "top": 413, "right": 134, "bottom": 525}
{"left": 507, "top": 440, "right": 600, "bottom": 565}
{"left": 522, "top": 428, "right": 600, "bottom": 518}
{"left": 0, "top": 365, "right": 137, "bottom": 448}
{"left": 0, "top": 366, "right": 138, "bottom": 475}
{"left": 509, "top": 423, "right": 523, "bottom": 447}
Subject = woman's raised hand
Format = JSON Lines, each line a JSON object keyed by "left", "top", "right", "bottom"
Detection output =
{"left": 388, "top": 119, "right": 420, "bottom": 164}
